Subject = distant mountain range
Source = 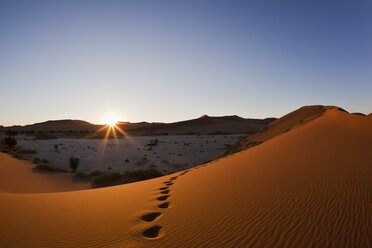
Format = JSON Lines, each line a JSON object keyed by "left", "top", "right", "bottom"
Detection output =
{"left": 0, "top": 115, "right": 276, "bottom": 135}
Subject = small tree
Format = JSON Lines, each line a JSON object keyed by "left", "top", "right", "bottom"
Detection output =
{"left": 4, "top": 137, "right": 17, "bottom": 150}
{"left": 69, "top": 157, "right": 80, "bottom": 172}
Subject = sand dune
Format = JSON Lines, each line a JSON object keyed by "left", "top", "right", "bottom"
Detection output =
{"left": 0, "top": 108, "right": 371, "bottom": 247}
{"left": 0, "top": 153, "right": 90, "bottom": 193}
{"left": 240, "top": 105, "right": 330, "bottom": 146}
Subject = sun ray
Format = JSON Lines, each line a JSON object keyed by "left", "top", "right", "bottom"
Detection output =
{"left": 86, "top": 125, "right": 109, "bottom": 139}
{"left": 89, "top": 114, "right": 143, "bottom": 170}
{"left": 113, "top": 124, "right": 139, "bottom": 148}
{"left": 97, "top": 125, "right": 112, "bottom": 166}
{"left": 111, "top": 125, "right": 120, "bottom": 147}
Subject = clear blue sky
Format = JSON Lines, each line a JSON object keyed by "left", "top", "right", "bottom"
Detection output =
{"left": 0, "top": 0, "right": 371, "bottom": 126}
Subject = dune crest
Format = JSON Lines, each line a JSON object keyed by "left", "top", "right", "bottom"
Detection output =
{"left": 231, "top": 105, "right": 351, "bottom": 155}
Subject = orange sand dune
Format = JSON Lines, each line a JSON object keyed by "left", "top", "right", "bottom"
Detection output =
{"left": 0, "top": 108, "right": 371, "bottom": 247}
{"left": 0, "top": 153, "right": 90, "bottom": 193}
{"left": 245, "top": 105, "right": 329, "bottom": 143}
{"left": 227, "top": 105, "right": 336, "bottom": 155}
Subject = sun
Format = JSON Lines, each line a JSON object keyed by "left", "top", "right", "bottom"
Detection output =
{"left": 103, "top": 114, "right": 120, "bottom": 126}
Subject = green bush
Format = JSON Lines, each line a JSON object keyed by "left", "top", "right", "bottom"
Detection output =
{"left": 4, "top": 137, "right": 17, "bottom": 149}
{"left": 19, "top": 148, "right": 37, "bottom": 154}
{"left": 69, "top": 157, "right": 80, "bottom": 172}
{"left": 258, "top": 126, "right": 268, "bottom": 133}
{"left": 124, "top": 167, "right": 163, "bottom": 181}
{"left": 75, "top": 171, "right": 92, "bottom": 179}
{"left": 11, "top": 146, "right": 37, "bottom": 154}
{"left": 146, "top": 139, "right": 159, "bottom": 146}
{"left": 223, "top": 142, "right": 242, "bottom": 156}
{"left": 8, "top": 151, "right": 26, "bottom": 160}
{"left": 245, "top": 141, "right": 262, "bottom": 148}
{"left": 32, "top": 157, "right": 41, "bottom": 164}
{"left": 282, "top": 128, "right": 291, "bottom": 134}
{"left": 36, "top": 163, "right": 68, "bottom": 172}
{"left": 90, "top": 170, "right": 104, "bottom": 176}
{"left": 92, "top": 172, "right": 122, "bottom": 185}
{"left": 295, "top": 120, "right": 303, "bottom": 125}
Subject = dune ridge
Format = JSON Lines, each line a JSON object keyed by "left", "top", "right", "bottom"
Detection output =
{"left": 0, "top": 108, "right": 371, "bottom": 247}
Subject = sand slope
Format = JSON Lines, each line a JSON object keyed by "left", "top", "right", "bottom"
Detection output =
{"left": 247, "top": 105, "right": 327, "bottom": 141}
{"left": 0, "top": 108, "right": 371, "bottom": 247}
{"left": 0, "top": 153, "right": 90, "bottom": 193}
{"left": 228, "top": 105, "right": 330, "bottom": 155}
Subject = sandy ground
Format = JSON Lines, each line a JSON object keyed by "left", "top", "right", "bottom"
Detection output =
{"left": 0, "top": 153, "right": 90, "bottom": 193}
{"left": 0, "top": 109, "right": 371, "bottom": 247}
{"left": 15, "top": 135, "right": 242, "bottom": 174}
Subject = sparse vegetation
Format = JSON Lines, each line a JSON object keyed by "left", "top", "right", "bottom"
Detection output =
{"left": 295, "top": 120, "right": 303, "bottom": 125}
{"left": 75, "top": 171, "right": 92, "bottom": 179}
{"left": 36, "top": 163, "right": 68, "bottom": 172}
{"left": 124, "top": 167, "right": 163, "bottom": 181}
{"left": 146, "top": 139, "right": 159, "bottom": 146}
{"left": 258, "top": 126, "right": 268, "bottom": 133}
{"left": 18, "top": 148, "right": 37, "bottom": 154}
{"left": 92, "top": 172, "right": 122, "bottom": 186}
{"left": 32, "top": 157, "right": 41, "bottom": 164}
{"left": 224, "top": 141, "right": 242, "bottom": 156}
{"left": 4, "top": 137, "right": 17, "bottom": 150}
{"left": 5, "top": 130, "right": 18, "bottom": 137}
{"left": 223, "top": 136, "right": 260, "bottom": 156}
{"left": 0, "top": 140, "right": 38, "bottom": 160}
{"left": 90, "top": 170, "right": 104, "bottom": 176}
{"left": 245, "top": 141, "right": 262, "bottom": 149}
{"left": 7, "top": 150, "right": 26, "bottom": 160}
{"left": 2, "top": 144, "right": 37, "bottom": 155}
{"left": 282, "top": 128, "right": 291, "bottom": 134}
{"left": 69, "top": 157, "right": 80, "bottom": 172}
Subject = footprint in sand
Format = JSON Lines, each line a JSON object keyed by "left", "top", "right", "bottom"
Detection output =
{"left": 141, "top": 173, "right": 183, "bottom": 239}
{"left": 180, "top": 170, "right": 190, "bottom": 176}
{"left": 157, "top": 195, "right": 170, "bottom": 201}
{"left": 143, "top": 226, "right": 162, "bottom": 238}
{"left": 141, "top": 212, "right": 162, "bottom": 222}
{"left": 158, "top": 202, "right": 170, "bottom": 209}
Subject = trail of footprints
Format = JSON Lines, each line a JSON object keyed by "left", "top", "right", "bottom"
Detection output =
{"left": 140, "top": 170, "right": 191, "bottom": 239}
